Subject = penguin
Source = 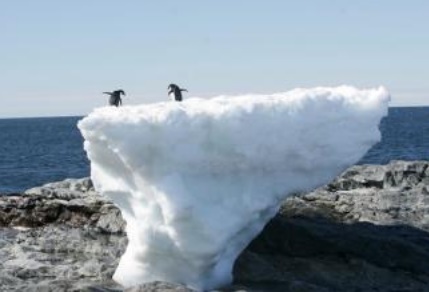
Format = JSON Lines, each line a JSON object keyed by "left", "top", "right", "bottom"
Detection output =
{"left": 168, "top": 84, "right": 187, "bottom": 102}
{"left": 103, "top": 90, "right": 126, "bottom": 107}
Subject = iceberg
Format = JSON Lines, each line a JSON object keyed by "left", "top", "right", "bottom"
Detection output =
{"left": 78, "top": 86, "right": 389, "bottom": 290}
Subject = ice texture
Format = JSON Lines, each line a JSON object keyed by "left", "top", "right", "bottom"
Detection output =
{"left": 78, "top": 86, "right": 389, "bottom": 290}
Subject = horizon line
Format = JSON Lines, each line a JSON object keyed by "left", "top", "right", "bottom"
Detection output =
{"left": 0, "top": 105, "right": 428, "bottom": 120}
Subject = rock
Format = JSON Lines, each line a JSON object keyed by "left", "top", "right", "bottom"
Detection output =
{"left": 0, "top": 178, "right": 128, "bottom": 291}
{"left": 25, "top": 178, "right": 95, "bottom": 197}
{"left": 281, "top": 160, "right": 429, "bottom": 230}
{"left": 0, "top": 178, "right": 126, "bottom": 233}
{"left": 0, "top": 226, "right": 126, "bottom": 292}
{"left": 235, "top": 160, "right": 429, "bottom": 291}
{"left": 236, "top": 216, "right": 429, "bottom": 291}
{"left": 96, "top": 204, "right": 126, "bottom": 234}
{"left": 1, "top": 161, "right": 429, "bottom": 291}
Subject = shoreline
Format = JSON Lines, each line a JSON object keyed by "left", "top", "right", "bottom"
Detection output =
{"left": 4, "top": 159, "right": 428, "bottom": 196}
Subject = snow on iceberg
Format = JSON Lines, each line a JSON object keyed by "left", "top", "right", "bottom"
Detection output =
{"left": 78, "top": 86, "right": 389, "bottom": 291}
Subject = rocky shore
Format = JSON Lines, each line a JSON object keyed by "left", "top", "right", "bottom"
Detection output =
{"left": 1, "top": 160, "right": 429, "bottom": 291}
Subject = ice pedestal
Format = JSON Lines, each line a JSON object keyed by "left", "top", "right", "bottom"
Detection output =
{"left": 78, "top": 86, "right": 389, "bottom": 290}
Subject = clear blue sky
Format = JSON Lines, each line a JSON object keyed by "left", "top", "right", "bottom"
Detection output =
{"left": 1, "top": 1, "right": 428, "bottom": 117}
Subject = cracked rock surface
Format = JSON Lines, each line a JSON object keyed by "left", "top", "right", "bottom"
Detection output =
{"left": 281, "top": 160, "right": 429, "bottom": 229}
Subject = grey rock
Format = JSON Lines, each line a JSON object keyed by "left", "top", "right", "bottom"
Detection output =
{"left": 237, "top": 216, "right": 429, "bottom": 291}
{"left": 96, "top": 205, "right": 126, "bottom": 234}
{"left": 281, "top": 160, "right": 429, "bottom": 231}
{"left": 0, "top": 178, "right": 127, "bottom": 290}
{"left": 0, "top": 226, "right": 126, "bottom": 292}
{"left": 1, "top": 178, "right": 125, "bottom": 233}
{"left": 1, "top": 161, "right": 429, "bottom": 291}
{"left": 237, "top": 160, "right": 429, "bottom": 291}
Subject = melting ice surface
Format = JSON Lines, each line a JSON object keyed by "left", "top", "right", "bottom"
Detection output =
{"left": 78, "top": 86, "right": 389, "bottom": 290}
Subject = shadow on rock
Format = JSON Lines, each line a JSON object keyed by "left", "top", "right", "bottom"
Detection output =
{"left": 234, "top": 214, "right": 429, "bottom": 291}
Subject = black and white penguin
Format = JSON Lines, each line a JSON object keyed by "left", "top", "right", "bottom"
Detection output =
{"left": 168, "top": 84, "right": 187, "bottom": 102}
{"left": 103, "top": 90, "right": 126, "bottom": 107}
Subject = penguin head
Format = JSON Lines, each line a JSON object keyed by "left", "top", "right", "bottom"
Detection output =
{"left": 114, "top": 89, "right": 126, "bottom": 96}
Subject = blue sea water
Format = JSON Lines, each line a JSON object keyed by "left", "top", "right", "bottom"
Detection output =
{"left": 0, "top": 107, "right": 428, "bottom": 193}
{"left": 0, "top": 117, "right": 89, "bottom": 193}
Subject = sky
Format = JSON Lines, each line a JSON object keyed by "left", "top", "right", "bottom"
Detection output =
{"left": 1, "top": 1, "right": 428, "bottom": 118}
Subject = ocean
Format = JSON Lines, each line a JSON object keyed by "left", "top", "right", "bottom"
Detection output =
{"left": 0, "top": 107, "right": 428, "bottom": 193}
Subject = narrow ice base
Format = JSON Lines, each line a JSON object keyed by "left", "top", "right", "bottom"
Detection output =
{"left": 78, "top": 86, "right": 389, "bottom": 290}
{"left": 110, "top": 175, "right": 281, "bottom": 289}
